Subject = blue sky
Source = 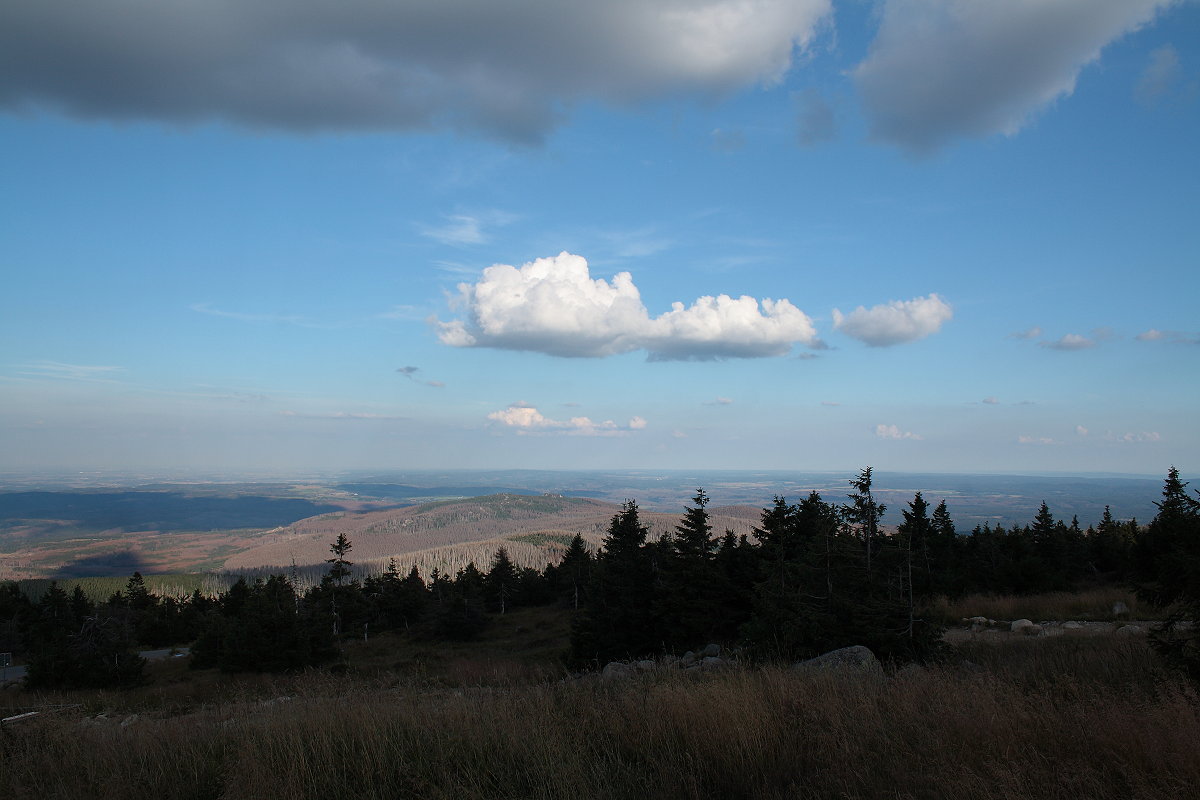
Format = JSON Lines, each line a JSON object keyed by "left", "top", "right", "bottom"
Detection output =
{"left": 1, "top": 0, "right": 1197, "bottom": 476}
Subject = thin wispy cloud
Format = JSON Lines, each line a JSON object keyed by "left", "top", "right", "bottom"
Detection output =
{"left": 1010, "top": 326, "right": 1043, "bottom": 341}
{"left": 396, "top": 366, "right": 445, "bottom": 388}
{"left": 13, "top": 361, "right": 125, "bottom": 383}
{"left": 279, "top": 410, "right": 408, "bottom": 421}
{"left": 1136, "top": 44, "right": 1182, "bottom": 105}
{"left": 1039, "top": 333, "right": 1097, "bottom": 351}
{"left": 1018, "top": 435, "right": 1060, "bottom": 446}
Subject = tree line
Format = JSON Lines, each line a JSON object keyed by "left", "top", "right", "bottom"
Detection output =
{"left": 1, "top": 467, "right": 1196, "bottom": 686}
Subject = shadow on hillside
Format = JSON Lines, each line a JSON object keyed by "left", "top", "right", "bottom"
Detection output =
{"left": 55, "top": 549, "right": 155, "bottom": 578}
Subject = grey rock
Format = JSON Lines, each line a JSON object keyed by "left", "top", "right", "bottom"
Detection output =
{"left": 681, "top": 651, "right": 697, "bottom": 667}
{"left": 794, "top": 645, "right": 882, "bottom": 677}
{"left": 700, "top": 643, "right": 721, "bottom": 658}
{"left": 1114, "top": 624, "right": 1145, "bottom": 637}
{"left": 1010, "top": 619, "right": 1035, "bottom": 633}
{"left": 700, "top": 656, "right": 728, "bottom": 671}
{"left": 1022, "top": 623, "right": 1044, "bottom": 636}
{"left": 635, "top": 660, "right": 655, "bottom": 672}
{"left": 602, "top": 661, "right": 636, "bottom": 680}
{"left": 1062, "top": 621, "right": 1083, "bottom": 630}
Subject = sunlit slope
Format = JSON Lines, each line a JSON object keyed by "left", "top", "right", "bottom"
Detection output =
{"left": 224, "top": 494, "right": 760, "bottom": 572}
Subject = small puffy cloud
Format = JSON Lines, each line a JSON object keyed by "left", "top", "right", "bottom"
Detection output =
{"left": 435, "top": 252, "right": 821, "bottom": 360}
{"left": 876, "top": 423, "right": 921, "bottom": 440}
{"left": 982, "top": 396, "right": 999, "bottom": 405}
{"left": 832, "top": 294, "right": 952, "bottom": 347}
{"left": 706, "top": 397, "right": 734, "bottom": 406}
{"left": 1136, "top": 328, "right": 1200, "bottom": 344}
{"left": 1076, "top": 425, "right": 1089, "bottom": 436}
{"left": 1, "top": 0, "right": 832, "bottom": 143}
{"left": 1040, "top": 333, "right": 1096, "bottom": 351}
{"left": 1136, "top": 44, "right": 1182, "bottom": 105}
{"left": 853, "top": 0, "right": 1173, "bottom": 154}
{"left": 487, "top": 403, "right": 645, "bottom": 437}
{"left": 1010, "top": 326, "right": 1043, "bottom": 341}
{"left": 1018, "top": 435, "right": 1059, "bottom": 446}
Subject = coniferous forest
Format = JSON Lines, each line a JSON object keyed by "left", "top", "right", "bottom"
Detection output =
{"left": 2, "top": 467, "right": 1197, "bottom": 685}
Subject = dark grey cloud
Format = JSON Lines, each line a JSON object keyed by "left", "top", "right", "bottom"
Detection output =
{"left": 852, "top": 0, "right": 1175, "bottom": 155}
{"left": 0, "top": 0, "right": 831, "bottom": 142}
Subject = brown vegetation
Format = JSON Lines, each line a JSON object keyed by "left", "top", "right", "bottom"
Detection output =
{"left": 223, "top": 494, "right": 758, "bottom": 575}
{"left": 2, "top": 608, "right": 1198, "bottom": 800}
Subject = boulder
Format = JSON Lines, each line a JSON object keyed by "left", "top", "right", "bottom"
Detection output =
{"left": 700, "top": 656, "right": 728, "bottom": 671}
{"left": 635, "top": 660, "right": 656, "bottom": 672}
{"left": 681, "top": 651, "right": 697, "bottom": 667}
{"left": 1021, "top": 623, "right": 1043, "bottom": 637}
{"left": 700, "top": 643, "right": 721, "bottom": 658}
{"left": 794, "top": 645, "right": 882, "bottom": 677}
{"left": 1062, "top": 621, "right": 1083, "bottom": 630}
{"left": 1114, "top": 625, "right": 1146, "bottom": 637}
{"left": 1010, "top": 619, "right": 1035, "bottom": 633}
{"left": 602, "top": 662, "right": 636, "bottom": 680}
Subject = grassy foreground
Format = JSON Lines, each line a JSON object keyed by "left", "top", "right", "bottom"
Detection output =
{"left": 2, "top": 628, "right": 1198, "bottom": 800}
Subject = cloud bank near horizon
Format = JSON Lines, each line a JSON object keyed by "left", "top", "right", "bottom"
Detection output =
{"left": 434, "top": 252, "right": 822, "bottom": 360}
{"left": 487, "top": 402, "right": 646, "bottom": 436}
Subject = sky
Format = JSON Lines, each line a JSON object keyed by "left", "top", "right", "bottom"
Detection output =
{"left": 1, "top": 0, "right": 1197, "bottom": 477}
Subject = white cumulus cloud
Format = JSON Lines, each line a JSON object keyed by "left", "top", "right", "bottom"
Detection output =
{"left": 832, "top": 294, "right": 952, "bottom": 347}
{"left": 435, "top": 252, "right": 821, "bottom": 360}
{"left": 487, "top": 402, "right": 645, "bottom": 436}
{"left": 876, "top": 423, "right": 921, "bottom": 441}
{"left": 853, "top": 0, "right": 1174, "bottom": 154}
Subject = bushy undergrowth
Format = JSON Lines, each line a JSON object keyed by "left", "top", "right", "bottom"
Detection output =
{"left": 3, "top": 636, "right": 1198, "bottom": 800}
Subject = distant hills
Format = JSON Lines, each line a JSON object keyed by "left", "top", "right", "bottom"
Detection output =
{"left": 0, "top": 469, "right": 1173, "bottom": 580}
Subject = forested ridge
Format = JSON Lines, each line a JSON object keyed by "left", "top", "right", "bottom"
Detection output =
{"left": 2, "top": 467, "right": 1198, "bottom": 687}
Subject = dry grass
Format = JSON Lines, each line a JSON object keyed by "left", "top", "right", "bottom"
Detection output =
{"left": 927, "top": 586, "right": 1157, "bottom": 624}
{"left": 3, "top": 633, "right": 1199, "bottom": 800}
